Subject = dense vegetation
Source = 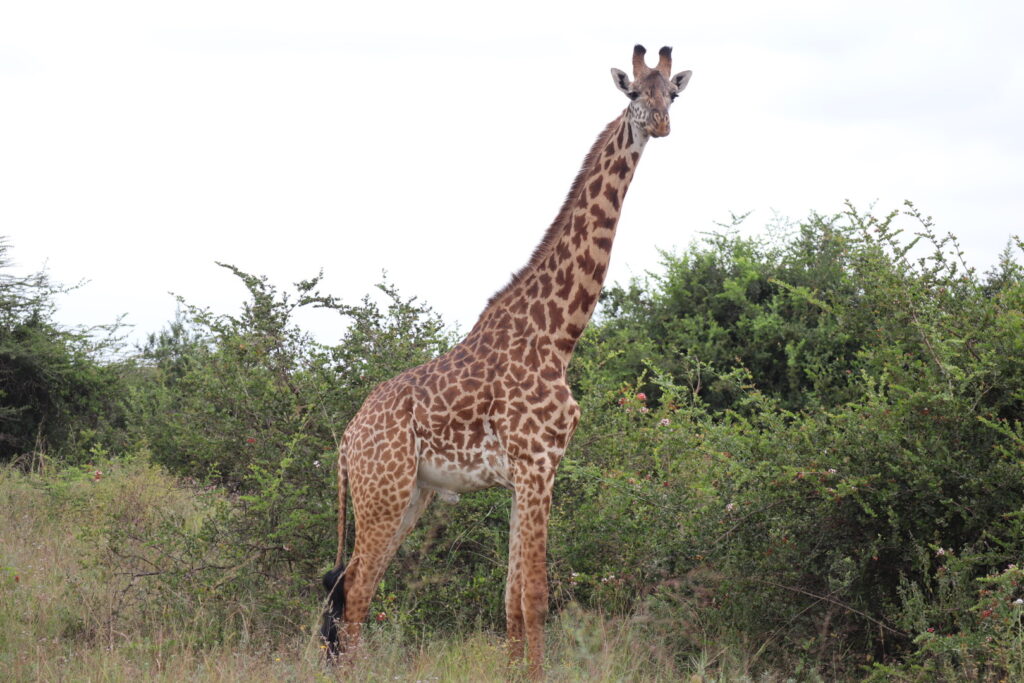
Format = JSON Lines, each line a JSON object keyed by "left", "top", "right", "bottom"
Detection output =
{"left": 2, "top": 204, "right": 1022, "bottom": 680}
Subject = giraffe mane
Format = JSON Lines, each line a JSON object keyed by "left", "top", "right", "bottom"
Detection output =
{"left": 485, "top": 111, "right": 626, "bottom": 309}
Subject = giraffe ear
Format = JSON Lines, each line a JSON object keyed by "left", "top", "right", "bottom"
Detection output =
{"left": 611, "top": 68, "right": 638, "bottom": 100}
{"left": 671, "top": 70, "right": 692, "bottom": 93}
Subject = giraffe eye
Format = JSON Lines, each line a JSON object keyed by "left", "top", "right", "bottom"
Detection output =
{"left": 670, "top": 92, "right": 679, "bottom": 101}
{"left": 627, "top": 91, "right": 639, "bottom": 101}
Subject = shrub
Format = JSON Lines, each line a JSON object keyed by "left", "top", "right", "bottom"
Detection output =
{"left": 122, "top": 265, "right": 453, "bottom": 631}
{"left": 0, "top": 238, "right": 125, "bottom": 465}
{"left": 554, "top": 205, "right": 1024, "bottom": 675}
{"left": 7, "top": 205, "right": 1021, "bottom": 678}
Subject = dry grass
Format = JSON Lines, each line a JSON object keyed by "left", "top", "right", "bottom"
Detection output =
{"left": 0, "top": 460, "right": 768, "bottom": 682}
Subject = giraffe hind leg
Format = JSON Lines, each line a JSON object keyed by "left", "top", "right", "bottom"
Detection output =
{"left": 337, "top": 483, "right": 433, "bottom": 660}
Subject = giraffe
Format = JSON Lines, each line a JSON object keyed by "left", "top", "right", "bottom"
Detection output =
{"left": 321, "top": 44, "right": 691, "bottom": 679}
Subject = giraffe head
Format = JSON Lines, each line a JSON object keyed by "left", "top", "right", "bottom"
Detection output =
{"left": 611, "top": 45, "right": 691, "bottom": 138}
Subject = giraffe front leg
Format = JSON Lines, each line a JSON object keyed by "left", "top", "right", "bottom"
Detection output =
{"left": 520, "top": 510, "right": 551, "bottom": 680}
{"left": 505, "top": 490, "right": 525, "bottom": 662}
{"left": 511, "top": 457, "right": 557, "bottom": 680}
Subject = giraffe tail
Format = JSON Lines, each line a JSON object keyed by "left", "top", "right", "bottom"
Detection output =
{"left": 320, "top": 443, "right": 349, "bottom": 657}
{"left": 334, "top": 442, "right": 349, "bottom": 568}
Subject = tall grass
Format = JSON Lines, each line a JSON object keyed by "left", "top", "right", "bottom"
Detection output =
{"left": 0, "top": 459, "right": 743, "bottom": 682}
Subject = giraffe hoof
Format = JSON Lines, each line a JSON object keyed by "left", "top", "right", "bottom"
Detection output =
{"left": 438, "top": 490, "right": 461, "bottom": 504}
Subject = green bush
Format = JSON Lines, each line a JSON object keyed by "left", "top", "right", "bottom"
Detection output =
{"left": 868, "top": 559, "right": 1024, "bottom": 681}
{"left": 0, "top": 238, "right": 125, "bottom": 465}
{"left": 4, "top": 205, "right": 1021, "bottom": 678}
{"left": 544, "top": 206, "right": 1024, "bottom": 677}
{"left": 121, "top": 265, "right": 453, "bottom": 631}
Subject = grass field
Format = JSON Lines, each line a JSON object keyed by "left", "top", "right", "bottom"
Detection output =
{"left": 1, "top": 460, "right": 766, "bottom": 682}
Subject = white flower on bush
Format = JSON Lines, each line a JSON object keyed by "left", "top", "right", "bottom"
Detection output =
{"left": 725, "top": 502, "right": 736, "bottom": 512}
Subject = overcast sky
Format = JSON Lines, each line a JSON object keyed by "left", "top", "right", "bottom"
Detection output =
{"left": 2, "top": 1, "right": 1022, "bottom": 346}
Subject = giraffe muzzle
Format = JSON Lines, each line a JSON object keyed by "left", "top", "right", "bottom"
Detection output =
{"left": 648, "top": 112, "right": 670, "bottom": 138}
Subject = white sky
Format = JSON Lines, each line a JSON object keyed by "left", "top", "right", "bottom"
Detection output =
{"left": 2, "top": 1, "right": 1023, "bottom": 346}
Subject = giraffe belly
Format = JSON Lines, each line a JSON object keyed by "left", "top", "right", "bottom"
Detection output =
{"left": 416, "top": 445, "right": 513, "bottom": 495}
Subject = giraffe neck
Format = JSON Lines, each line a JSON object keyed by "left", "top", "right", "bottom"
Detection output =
{"left": 467, "top": 110, "right": 649, "bottom": 366}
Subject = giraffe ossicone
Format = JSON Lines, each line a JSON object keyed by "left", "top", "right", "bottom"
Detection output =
{"left": 321, "top": 44, "right": 691, "bottom": 679}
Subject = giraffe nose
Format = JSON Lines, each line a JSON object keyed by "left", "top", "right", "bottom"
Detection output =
{"left": 649, "top": 112, "right": 670, "bottom": 137}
